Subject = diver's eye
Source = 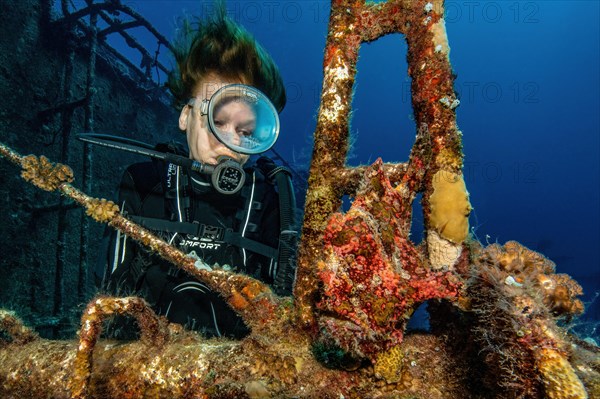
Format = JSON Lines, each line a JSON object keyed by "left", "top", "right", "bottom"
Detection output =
{"left": 213, "top": 120, "right": 225, "bottom": 128}
{"left": 237, "top": 129, "right": 253, "bottom": 137}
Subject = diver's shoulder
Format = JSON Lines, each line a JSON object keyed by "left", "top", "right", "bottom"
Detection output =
{"left": 121, "top": 161, "right": 164, "bottom": 195}
{"left": 124, "top": 161, "right": 157, "bottom": 176}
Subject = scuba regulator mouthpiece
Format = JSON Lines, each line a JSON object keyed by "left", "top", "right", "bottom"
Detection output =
{"left": 191, "top": 156, "right": 246, "bottom": 195}
{"left": 77, "top": 134, "right": 246, "bottom": 195}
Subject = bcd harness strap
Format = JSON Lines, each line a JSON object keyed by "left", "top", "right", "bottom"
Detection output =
{"left": 139, "top": 154, "right": 297, "bottom": 296}
{"left": 128, "top": 215, "right": 278, "bottom": 260}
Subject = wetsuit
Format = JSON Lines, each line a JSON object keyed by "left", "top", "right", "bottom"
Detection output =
{"left": 103, "top": 157, "right": 281, "bottom": 339}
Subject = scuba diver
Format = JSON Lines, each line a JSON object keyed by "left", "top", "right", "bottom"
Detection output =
{"left": 95, "top": 5, "right": 297, "bottom": 339}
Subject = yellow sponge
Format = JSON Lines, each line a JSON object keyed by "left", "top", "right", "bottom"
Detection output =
{"left": 429, "top": 170, "right": 471, "bottom": 243}
{"left": 374, "top": 345, "right": 404, "bottom": 384}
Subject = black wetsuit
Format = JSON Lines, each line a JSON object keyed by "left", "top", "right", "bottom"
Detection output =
{"left": 102, "top": 157, "right": 281, "bottom": 339}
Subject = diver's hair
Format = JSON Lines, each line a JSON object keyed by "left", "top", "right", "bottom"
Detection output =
{"left": 167, "top": 1, "right": 286, "bottom": 112}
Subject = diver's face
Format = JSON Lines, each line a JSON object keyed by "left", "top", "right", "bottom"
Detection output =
{"left": 179, "top": 74, "right": 250, "bottom": 166}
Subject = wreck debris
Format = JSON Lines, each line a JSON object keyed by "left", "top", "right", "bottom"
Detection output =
{"left": 0, "top": 310, "right": 38, "bottom": 346}
{"left": 0, "top": 0, "right": 597, "bottom": 398}
{"left": 295, "top": 0, "right": 470, "bottom": 331}
{"left": 0, "top": 327, "right": 473, "bottom": 398}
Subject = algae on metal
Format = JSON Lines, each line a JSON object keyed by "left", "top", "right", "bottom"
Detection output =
{"left": 1, "top": 1, "right": 598, "bottom": 398}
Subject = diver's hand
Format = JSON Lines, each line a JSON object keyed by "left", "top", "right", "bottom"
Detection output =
{"left": 187, "top": 250, "right": 212, "bottom": 271}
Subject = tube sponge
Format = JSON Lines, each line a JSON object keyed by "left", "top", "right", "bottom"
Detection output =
{"left": 429, "top": 170, "right": 471, "bottom": 243}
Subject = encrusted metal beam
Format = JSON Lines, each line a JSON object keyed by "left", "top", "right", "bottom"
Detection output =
{"left": 294, "top": 0, "right": 463, "bottom": 329}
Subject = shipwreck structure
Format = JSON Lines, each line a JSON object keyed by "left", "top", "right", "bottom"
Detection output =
{"left": 0, "top": 0, "right": 179, "bottom": 337}
{"left": 0, "top": 0, "right": 598, "bottom": 398}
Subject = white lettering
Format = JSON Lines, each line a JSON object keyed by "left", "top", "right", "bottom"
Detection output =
{"left": 180, "top": 240, "right": 222, "bottom": 250}
{"left": 166, "top": 164, "right": 177, "bottom": 188}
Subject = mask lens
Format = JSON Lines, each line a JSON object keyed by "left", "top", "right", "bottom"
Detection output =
{"left": 207, "top": 85, "right": 279, "bottom": 154}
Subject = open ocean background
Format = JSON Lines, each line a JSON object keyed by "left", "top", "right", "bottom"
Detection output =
{"left": 65, "top": 0, "right": 600, "bottom": 338}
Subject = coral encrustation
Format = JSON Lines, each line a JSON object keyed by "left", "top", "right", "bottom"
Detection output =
{"left": 471, "top": 241, "right": 588, "bottom": 399}
{"left": 316, "top": 161, "right": 462, "bottom": 360}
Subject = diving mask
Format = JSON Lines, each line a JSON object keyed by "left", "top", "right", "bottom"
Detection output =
{"left": 187, "top": 84, "right": 280, "bottom": 155}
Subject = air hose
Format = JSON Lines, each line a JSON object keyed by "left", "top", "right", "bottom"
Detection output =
{"left": 257, "top": 157, "right": 298, "bottom": 296}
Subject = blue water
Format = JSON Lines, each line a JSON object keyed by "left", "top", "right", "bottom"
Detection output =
{"left": 72, "top": 1, "right": 600, "bottom": 334}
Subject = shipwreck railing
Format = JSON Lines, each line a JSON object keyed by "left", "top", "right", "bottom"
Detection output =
{"left": 35, "top": 0, "right": 176, "bottom": 329}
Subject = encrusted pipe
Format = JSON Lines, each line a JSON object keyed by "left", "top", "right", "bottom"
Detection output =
{"left": 295, "top": 0, "right": 412, "bottom": 330}
{"left": 69, "top": 296, "right": 168, "bottom": 399}
{"left": 331, "top": 162, "right": 408, "bottom": 195}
